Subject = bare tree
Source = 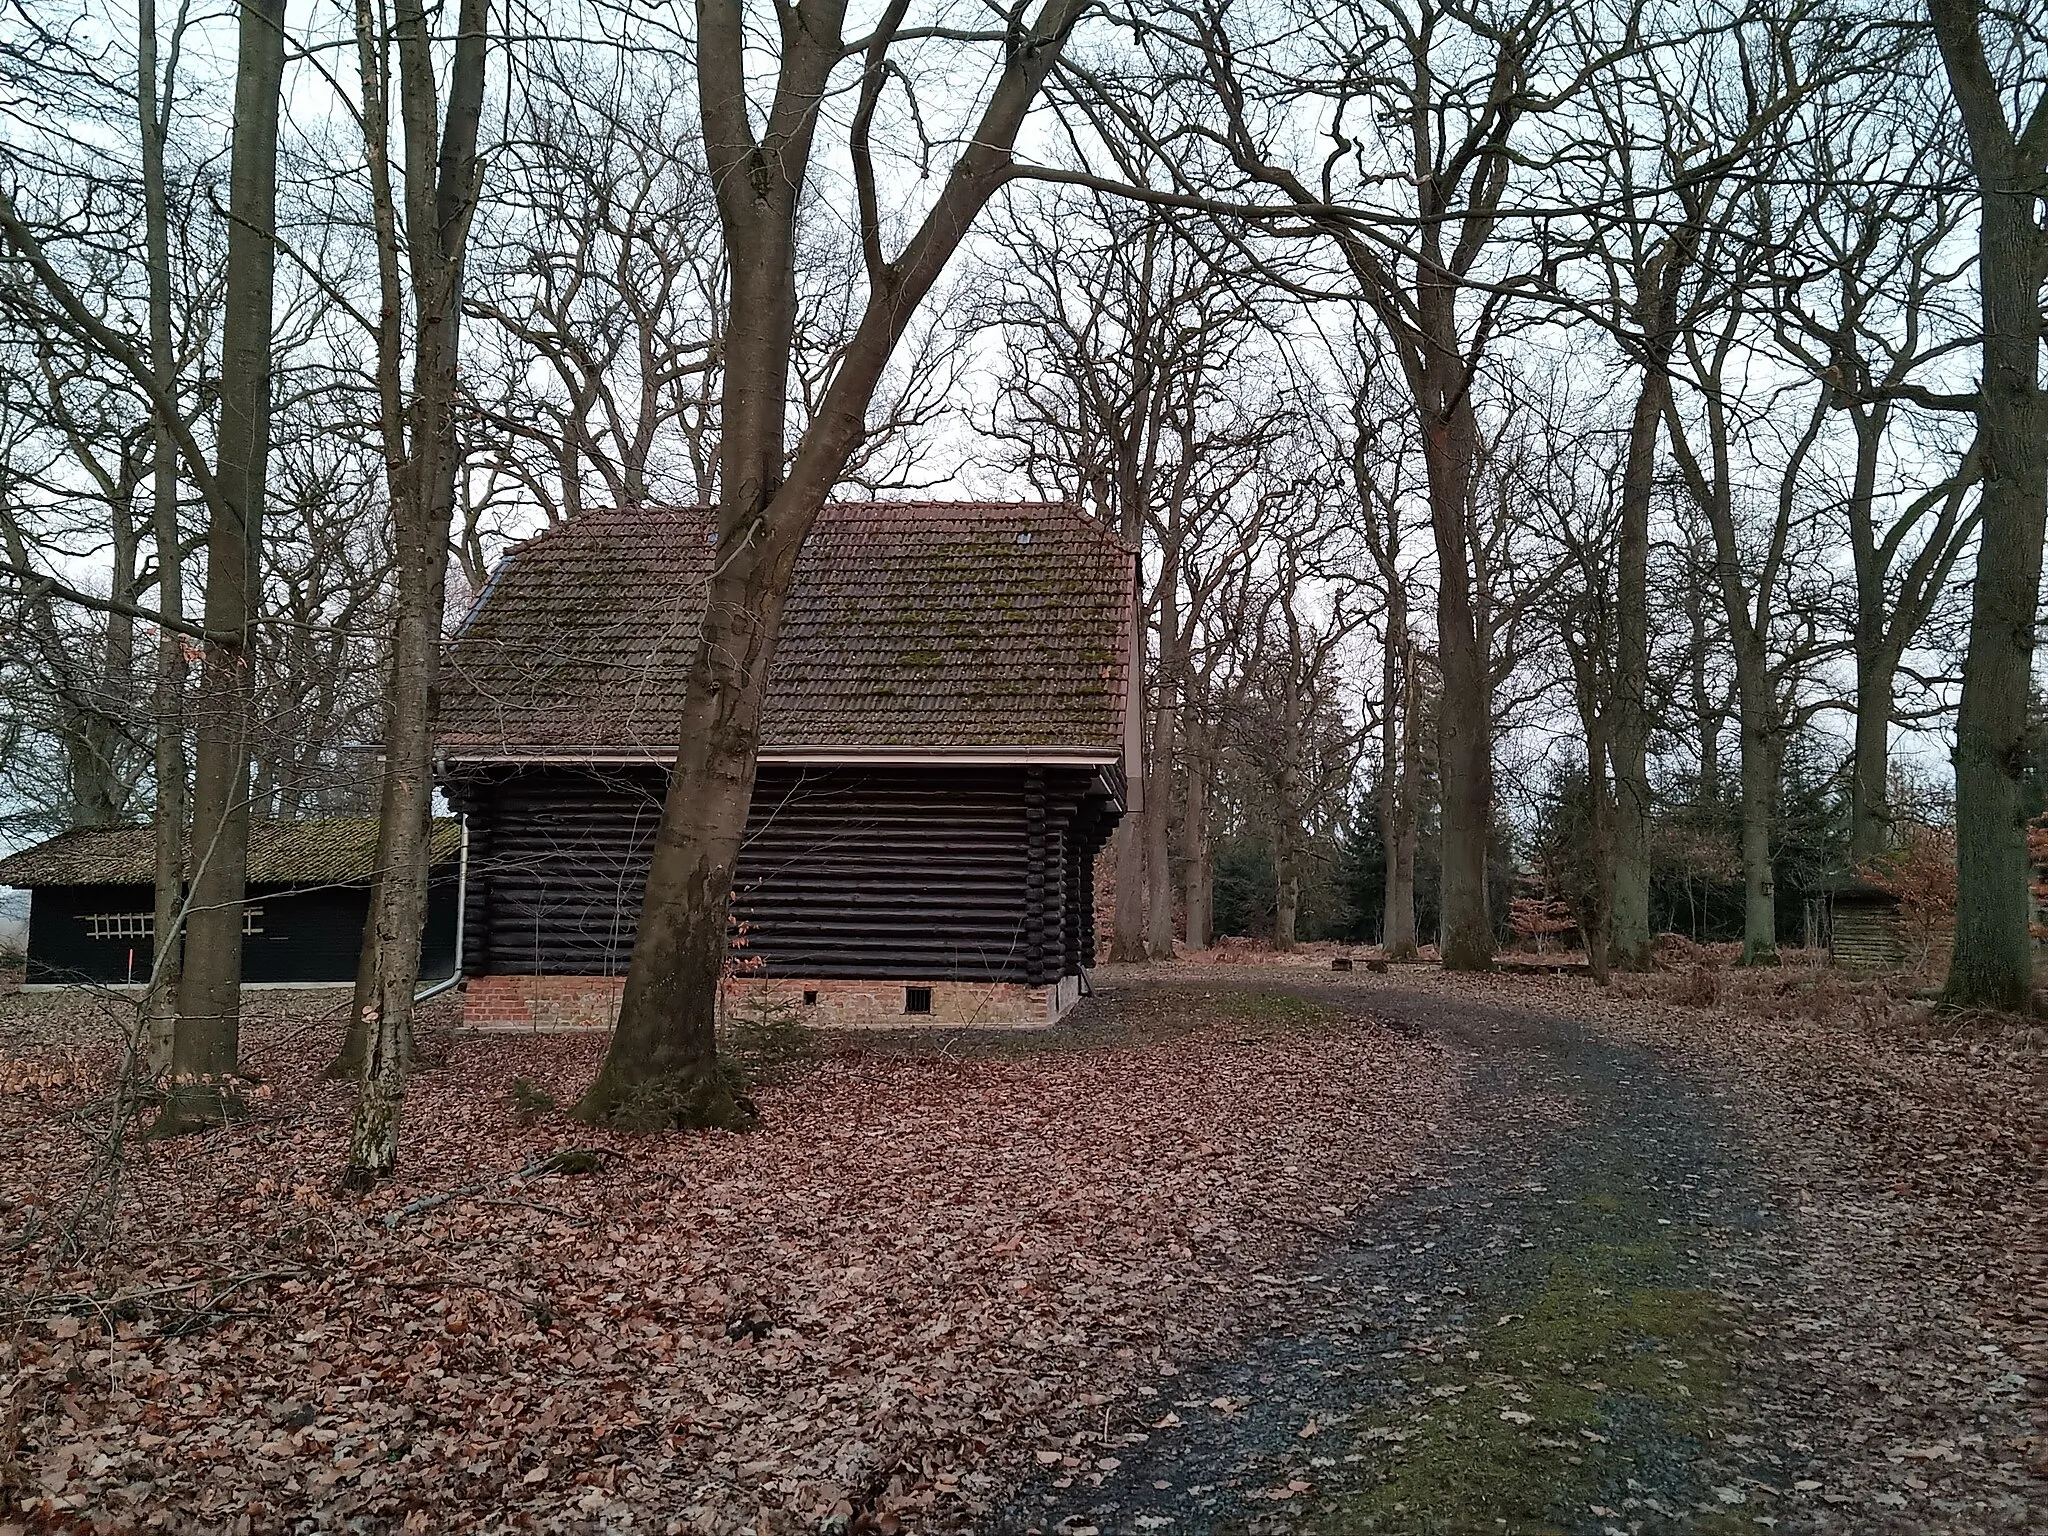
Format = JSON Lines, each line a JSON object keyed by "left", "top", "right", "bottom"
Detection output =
{"left": 976, "top": 184, "right": 1282, "bottom": 959}
{"left": 1664, "top": 265, "right": 1847, "bottom": 964}
{"left": 1926, "top": 0, "right": 2048, "bottom": 1012}
{"left": 1345, "top": 353, "right": 1426, "bottom": 957}
{"left": 464, "top": 50, "right": 723, "bottom": 525}
{"left": 137, "top": 0, "right": 198, "bottom": 1070}
{"left": 340, "top": 0, "right": 491, "bottom": 1184}
{"left": 1101, "top": 0, "right": 1624, "bottom": 969}
{"left": 576, "top": 0, "right": 1092, "bottom": 1129}
{"left": 1233, "top": 521, "right": 1368, "bottom": 951}
{"left": 1565, "top": 0, "right": 1859, "bottom": 971}
{"left": 1773, "top": 101, "right": 1980, "bottom": 868}
{"left": 1, "top": 0, "right": 290, "bottom": 1130}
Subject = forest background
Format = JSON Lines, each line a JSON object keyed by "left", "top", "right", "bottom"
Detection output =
{"left": 1, "top": 0, "right": 2043, "bottom": 1148}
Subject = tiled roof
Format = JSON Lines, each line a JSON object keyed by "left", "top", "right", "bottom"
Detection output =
{"left": 0, "top": 818, "right": 461, "bottom": 889}
{"left": 437, "top": 502, "right": 1136, "bottom": 758}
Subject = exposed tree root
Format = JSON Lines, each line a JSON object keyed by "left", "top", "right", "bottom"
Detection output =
{"left": 571, "top": 1066, "right": 757, "bottom": 1133}
{"left": 141, "top": 1083, "right": 247, "bottom": 1139}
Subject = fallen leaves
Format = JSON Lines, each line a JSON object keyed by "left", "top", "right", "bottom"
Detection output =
{"left": 0, "top": 988, "right": 1454, "bottom": 1532}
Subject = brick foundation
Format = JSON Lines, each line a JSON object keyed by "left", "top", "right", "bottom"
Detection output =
{"left": 461, "top": 973, "right": 1085, "bottom": 1032}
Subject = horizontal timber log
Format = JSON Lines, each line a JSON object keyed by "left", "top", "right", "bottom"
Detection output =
{"left": 447, "top": 763, "right": 1120, "bottom": 983}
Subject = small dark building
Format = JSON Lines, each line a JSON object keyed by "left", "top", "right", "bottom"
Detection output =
{"left": 0, "top": 819, "right": 461, "bottom": 988}
{"left": 439, "top": 501, "right": 1138, "bottom": 1029}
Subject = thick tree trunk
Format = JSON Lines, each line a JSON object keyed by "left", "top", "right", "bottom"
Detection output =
{"left": 1848, "top": 649, "right": 1896, "bottom": 868}
{"left": 1382, "top": 637, "right": 1419, "bottom": 960}
{"left": 583, "top": 0, "right": 1087, "bottom": 1119}
{"left": 139, "top": 0, "right": 185, "bottom": 1074}
{"left": 1930, "top": 0, "right": 2048, "bottom": 1012}
{"left": 1434, "top": 625, "right": 1492, "bottom": 967}
{"left": 1272, "top": 836, "right": 1300, "bottom": 951}
{"left": 1423, "top": 388, "right": 1493, "bottom": 970}
{"left": 1584, "top": 718, "right": 1616, "bottom": 986}
{"left": 1183, "top": 726, "right": 1212, "bottom": 950}
{"left": 579, "top": 22, "right": 809, "bottom": 1119}
{"left": 1734, "top": 685, "right": 1779, "bottom": 966}
{"left": 1610, "top": 376, "right": 1660, "bottom": 971}
{"left": 1110, "top": 819, "right": 1147, "bottom": 961}
{"left": 1143, "top": 693, "right": 1176, "bottom": 959}
{"left": 573, "top": 548, "right": 779, "bottom": 1129}
{"left": 156, "top": 0, "right": 286, "bottom": 1135}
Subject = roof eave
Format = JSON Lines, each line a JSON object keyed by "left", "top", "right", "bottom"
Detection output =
{"left": 439, "top": 745, "right": 1123, "bottom": 768}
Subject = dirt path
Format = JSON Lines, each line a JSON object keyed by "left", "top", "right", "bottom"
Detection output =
{"left": 998, "top": 972, "right": 2040, "bottom": 1536}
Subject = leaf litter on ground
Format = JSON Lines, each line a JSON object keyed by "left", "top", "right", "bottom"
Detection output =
{"left": 0, "top": 985, "right": 1456, "bottom": 1533}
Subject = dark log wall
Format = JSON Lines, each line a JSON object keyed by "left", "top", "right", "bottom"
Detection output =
{"left": 448, "top": 764, "right": 1119, "bottom": 983}
{"left": 24, "top": 878, "right": 458, "bottom": 986}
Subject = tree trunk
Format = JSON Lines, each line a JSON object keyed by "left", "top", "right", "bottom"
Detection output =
{"left": 1848, "top": 648, "right": 1896, "bottom": 868}
{"left": 327, "top": 918, "right": 377, "bottom": 1079}
{"left": 139, "top": 0, "right": 186, "bottom": 1074}
{"left": 1434, "top": 623, "right": 1492, "bottom": 967}
{"left": 572, "top": 546, "right": 780, "bottom": 1129}
{"left": 1144, "top": 609, "right": 1177, "bottom": 959}
{"left": 1109, "top": 818, "right": 1147, "bottom": 961}
{"left": 1143, "top": 737, "right": 1175, "bottom": 957}
{"left": 1423, "top": 386, "right": 1493, "bottom": 970}
{"left": 1930, "top": 0, "right": 2048, "bottom": 1012}
{"left": 1734, "top": 683, "right": 1779, "bottom": 966}
{"left": 1382, "top": 636, "right": 1419, "bottom": 961}
{"left": 1183, "top": 723, "right": 1212, "bottom": 950}
{"left": 1609, "top": 374, "right": 1660, "bottom": 971}
{"left": 1272, "top": 837, "right": 1300, "bottom": 951}
{"left": 72, "top": 497, "right": 139, "bottom": 829}
{"left": 1690, "top": 592, "right": 1721, "bottom": 804}
{"left": 344, "top": 564, "right": 450, "bottom": 1182}
{"left": 1581, "top": 707, "right": 1616, "bottom": 986}
{"left": 342, "top": 0, "right": 489, "bottom": 1184}
{"left": 581, "top": 0, "right": 1088, "bottom": 1122}
{"left": 156, "top": 0, "right": 286, "bottom": 1135}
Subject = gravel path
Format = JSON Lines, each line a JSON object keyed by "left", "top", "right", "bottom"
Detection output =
{"left": 998, "top": 972, "right": 2040, "bottom": 1536}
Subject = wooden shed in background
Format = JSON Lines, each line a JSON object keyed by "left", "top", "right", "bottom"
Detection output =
{"left": 1828, "top": 882, "right": 1905, "bottom": 975}
{"left": 0, "top": 818, "right": 461, "bottom": 987}
{"left": 436, "top": 501, "right": 1139, "bottom": 1030}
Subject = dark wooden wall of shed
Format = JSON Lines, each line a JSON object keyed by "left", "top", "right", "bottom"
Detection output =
{"left": 1829, "top": 898, "right": 1904, "bottom": 975}
{"left": 24, "top": 876, "right": 458, "bottom": 986}
{"left": 448, "top": 764, "right": 1119, "bottom": 983}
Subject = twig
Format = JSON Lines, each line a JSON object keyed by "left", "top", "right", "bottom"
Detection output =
{"left": 382, "top": 1178, "right": 493, "bottom": 1229}
{"left": 23, "top": 1268, "right": 304, "bottom": 1321}
{"left": 382, "top": 1149, "right": 606, "bottom": 1229}
{"left": 472, "top": 1197, "right": 586, "bottom": 1224}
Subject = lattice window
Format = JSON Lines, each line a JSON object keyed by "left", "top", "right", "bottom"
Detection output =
{"left": 82, "top": 908, "right": 262, "bottom": 938}
{"left": 82, "top": 913, "right": 153, "bottom": 940}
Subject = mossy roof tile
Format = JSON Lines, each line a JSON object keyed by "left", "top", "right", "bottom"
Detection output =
{"left": 437, "top": 502, "right": 1135, "bottom": 757}
{"left": 0, "top": 817, "right": 461, "bottom": 889}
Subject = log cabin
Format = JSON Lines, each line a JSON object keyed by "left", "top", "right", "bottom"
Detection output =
{"left": 0, "top": 818, "right": 461, "bottom": 987}
{"left": 437, "top": 501, "right": 1139, "bottom": 1029}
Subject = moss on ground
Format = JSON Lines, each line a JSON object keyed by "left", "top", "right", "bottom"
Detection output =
{"left": 1315, "top": 1187, "right": 1733, "bottom": 1535}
